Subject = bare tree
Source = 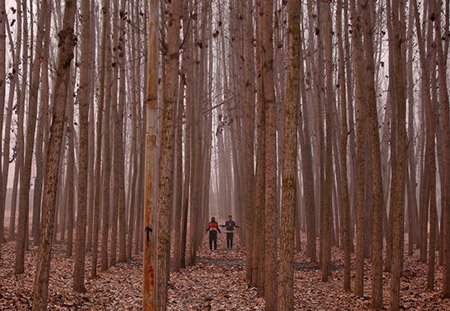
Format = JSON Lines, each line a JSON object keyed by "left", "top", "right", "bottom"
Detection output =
{"left": 32, "top": 0, "right": 77, "bottom": 307}
{"left": 143, "top": 0, "right": 158, "bottom": 308}
{"left": 260, "top": 0, "right": 278, "bottom": 308}
{"left": 73, "top": 0, "right": 92, "bottom": 293}
{"left": 156, "top": 0, "right": 182, "bottom": 307}
{"left": 277, "top": 0, "right": 299, "bottom": 308}
{"left": 0, "top": 0, "right": 6, "bottom": 249}
{"left": 336, "top": 0, "right": 351, "bottom": 292}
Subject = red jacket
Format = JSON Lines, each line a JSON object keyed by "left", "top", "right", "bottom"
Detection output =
{"left": 207, "top": 221, "right": 221, "bottom": 233}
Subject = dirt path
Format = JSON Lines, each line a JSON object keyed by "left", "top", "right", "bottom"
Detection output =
{"left": 167, "top": 232, "right": 264, "bottom": 311}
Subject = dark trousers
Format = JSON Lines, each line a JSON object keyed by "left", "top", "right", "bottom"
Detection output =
{"left": 209, "top": 231, "right": 218, "bottom": 250}
{"left": 226, "top": 232, "right": 234, "bottom": 249}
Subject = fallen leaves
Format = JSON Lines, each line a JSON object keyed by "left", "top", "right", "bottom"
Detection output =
{"left": 168, "top": 233, "right": 264, "bottom": 311}
{"left": 0, "top": 241, "right": 142, "bottom": 310}
{"left": 1, "top": 231, "right": 450, "bottom": 310}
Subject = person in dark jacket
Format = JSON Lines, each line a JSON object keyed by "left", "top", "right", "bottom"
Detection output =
{"left": 206, "top": 217, "right": 221, "bottom": 251}
{"left": 221, "top": 215, "right": 239, "bottom": 249}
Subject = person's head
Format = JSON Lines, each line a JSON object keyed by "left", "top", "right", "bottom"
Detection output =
{"left": 228, "top": 215, "right": 232, "bottom": 220}
{"left": 211, "top": 217, "right": 215, "bottom": 222}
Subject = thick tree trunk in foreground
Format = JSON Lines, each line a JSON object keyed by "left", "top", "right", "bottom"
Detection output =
{"left": 31, "top": 0, "right": 77, "bottom": 308}
{"left": 156, "top": 0, "right": 182, "bottom": 307}
{"left": 350, "top": 0, "right": 367, "bottom": 297}
{"left": 143, "top": 0, "right": 158, "bottom": 308}
{"left": 433, "top": 0, "right": 450, "bottom": 297}
{"left": 389, "top": 0, "right": 407, "bottom": 309}
{"left": 360, "top": 0, "right": 385, "bottom": 308}
{"left": 261, "top": 0, "right": 278, "bottom": 309}
{"left": 277, "top": 0, "right": 299, "bottom": 308}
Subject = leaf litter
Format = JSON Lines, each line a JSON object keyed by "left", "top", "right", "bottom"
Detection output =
{"left": 1, "top": 232, "right": 449, "bottom": 310}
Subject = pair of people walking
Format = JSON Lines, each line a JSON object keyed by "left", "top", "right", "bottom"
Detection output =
{"left": 206, "top": 215, "right": 239, "bottom": 251}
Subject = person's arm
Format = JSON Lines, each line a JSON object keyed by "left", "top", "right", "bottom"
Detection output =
{"left": 206, "top": 225, "right": 210, "bottom": 232}
{"left": 217, "top": 224, "right": 221, "bottom": 233}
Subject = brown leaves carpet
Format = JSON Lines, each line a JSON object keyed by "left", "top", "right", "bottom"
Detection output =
{"left": 1, "top": 232, "right": 450, "bottom": 310}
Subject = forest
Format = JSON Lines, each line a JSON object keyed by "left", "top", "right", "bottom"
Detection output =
{"left": 0, "top": 0, "right": 450, "bottom": 310}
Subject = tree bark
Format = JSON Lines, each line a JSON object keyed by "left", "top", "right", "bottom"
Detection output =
{"left": 101, "top": 0, "right": 112, "bottom": 272}
{"left": 337, "top": 0, "right": 351, "bottom": 292}
{"left": 261, "top": 0, "right": 278, "bottom": 309}
{"left": 143, "top": 0, "right": 158, "bottom": 308}
{"left": 116, "top": 0, "right": 128, "bottom": 263}
{"left": 350, "top": 0, "right": 367, "bottom": 297}
{"left": 0, "top": 0, "right": 6, "bottom": 247}
{"left": 433, "top": 0, "right": 450, "bottom": 297}
{"left": 73, "top": 0, "right": 93, "bottom": 293}
{"left": 389, "top": 0, "right": 407, "bottom": 309}
{"left": 31, "top": 0, "right": 77, "bottom": 307}
{"left": 156, "top": 0, "right": 182, "bottom": 307}
{"left": 277, "top": 0, "right": 299, "bottom": 308}
{"left": 360, "top": 0, "right": 385, "bottom": 308}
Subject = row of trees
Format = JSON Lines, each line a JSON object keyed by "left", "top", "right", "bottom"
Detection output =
{"left": 0, "top": 0, "right": 449, "bottom": 310}
{"left": 144, "top": 0, "right": 450, "bottom": 310}
{"left": 0, "top": 0, "right": 149, "bottom": 309}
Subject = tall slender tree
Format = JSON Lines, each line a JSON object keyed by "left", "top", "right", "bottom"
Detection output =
{"left": 143, "top": 0, "right": 158, "bottom": 308}
{"left": 156, "top": 0, "right": 182, "bottom": 307}
{"left": 32, "top": 0, "right": 78, "bottom": 307}
{"left": 336, "top": 0, "right": 351, "bottom": 292}
{"left": 360, "top": 0, "right": 385, "bottom": 308}
{"left": 350, "top": 0, "right": 367, "bottom": 297}
{"left": 261, "top": 0, "right": 278, "bottom": 309}
{"left": 277, "top": 0, "right": 299, "bottom": 308}
{"left": 0, "top": 0, "right": 6, "bottom": 249}
{"left": 73, "top": 0, "right": 92, "bottom": 293}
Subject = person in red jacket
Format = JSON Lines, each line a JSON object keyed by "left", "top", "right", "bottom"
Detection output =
{"left": 206, "top": 217, "right": 221, "bottom": 251}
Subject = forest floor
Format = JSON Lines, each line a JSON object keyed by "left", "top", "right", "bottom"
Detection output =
{"left": 1, "top": 231, "right": 450, "bottom": 310}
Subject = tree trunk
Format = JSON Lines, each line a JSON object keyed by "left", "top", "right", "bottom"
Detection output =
{"left": 65, "top": 94, "right": 76, "bottom": 257}
{"left": 101, "top": 0, "right": 112, "bottom": 272}
{"left": 297, "top": 3, "right": 317, "bottom": 263}
{"left": 433, "top": 0, "right": 450, "bottom": 297}
{"left": 350, "top": 0, "right": 367, "bottom": 297}
{"left": 277, "top": 0, "right": 299, "bottom": 308}
{"left": 0, "top": 0, "right": 6, "bottom": 247}
{"left": 143, "top": 0, "right": 158, "bottom": 308}
{"left": 360, "top": 0, "right": 385, "bottom": 308}
{"left": 31, "top": 0, "right": 77, "bottom": 307}
{"left": 389, "top": 0, "right": 407, "bottom": 309}
{"left": 261, "top": 0, "right": 278, "bottom": 309}
{"left": 156, "top": 0, "right": 182, "bottom": 306}
{"left": 9, "top": 0, "right": 27, "bottom": 241}
{"left": 73, "top": 0, "right": 93, "bottom": 293}
{"left": 337, "top": 0, "right": 351, "bottom": 292}
{"left": 1, "top": 2, "right": 20, "bottom": 246}
{"left": 321, "top": 0, "right": 334, "bottom": 283}
{"left": 116, "top": 0, "right": 128, "bottom": 263}
{"left": 172, "top": 76, "right": 184, "bottom": 272}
